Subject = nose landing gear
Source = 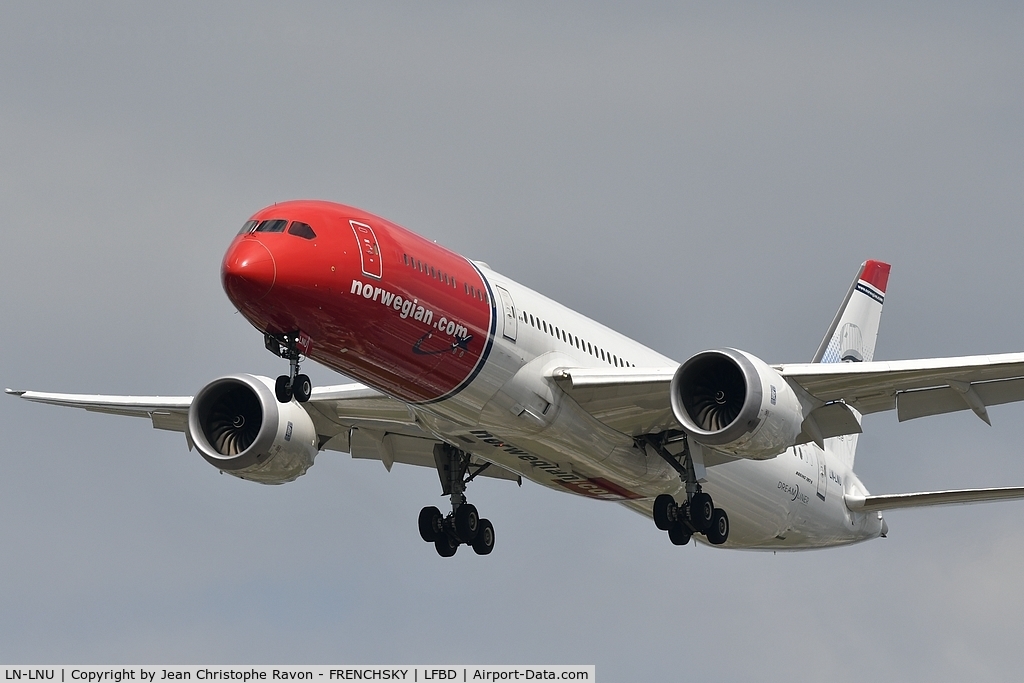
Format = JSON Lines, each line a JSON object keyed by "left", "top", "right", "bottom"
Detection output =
{"left": 265, "top": 332, "right": 312, "bottom": 403}
{"left": 644, "top": 433, "right": 730, "bottom": 546}
{"left": 418, "top": 444, "right": 496, "bottom": 557}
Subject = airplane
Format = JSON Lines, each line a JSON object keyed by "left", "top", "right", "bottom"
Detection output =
{"left": 10, "top": 199, "right": 1024, "bottom": 557}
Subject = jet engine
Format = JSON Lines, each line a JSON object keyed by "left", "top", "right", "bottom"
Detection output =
{"left": 188, "top": 374, "right": 318, "bottom": 484}
{"left": 670, "top": 348, "right": 805, "bottom": 460}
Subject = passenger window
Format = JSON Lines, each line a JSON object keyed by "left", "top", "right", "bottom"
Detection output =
{"left": 288, "top": 221, "right": 317, "bottom": 239}
{"left": 255, "top": 219, "right": 288, "bottom": 233}
{"left": 238, "top": 220, "right": 257, "bottom": 235}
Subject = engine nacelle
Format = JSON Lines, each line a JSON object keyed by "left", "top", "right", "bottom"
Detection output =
{"left": 670, "top": 348, "right": 804, "bottom": 460}
{"left": 188, "top": 374, "right": 318, "bottom": 484}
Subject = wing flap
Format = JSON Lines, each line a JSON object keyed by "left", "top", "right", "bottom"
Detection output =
{"left": 304, "top": 383, "right": 422, "bottom": 435}
{"left": 896, "top": 376, "right": 1024, "bottom": 422}
{"left": 548, "top": 366, "right": 677, "bottom": 435}
{"left": 845, "top": 486, "right": 1024, "bottom": 512}
{"left": 779, "top": 352, "right": 1024, "bottom": 421}
{"left": 151, "top": 411, "right": 189, "bottom": 432}
{"left": 347, "top": 429, "right": 521, "bottom": 483}
{"left": 799, "top": 401, "right": 863, "bottom": 447}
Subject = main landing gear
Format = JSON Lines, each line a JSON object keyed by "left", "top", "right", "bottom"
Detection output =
{"left": 418, "top": 444, "right": 496, "bottom": 557}
{"left": 265, "top": 332, "right": 312, "bottom": 403}
{"left": 643, "top": 433, "right": 730, "bottom": 547}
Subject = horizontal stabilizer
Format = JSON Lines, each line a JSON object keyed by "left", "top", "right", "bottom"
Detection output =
{"left": 845, "top": 486, "right": 1024, "bottom": 512}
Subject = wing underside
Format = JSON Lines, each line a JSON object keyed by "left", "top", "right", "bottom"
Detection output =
{"left": 549, "top": 352, "right": 1024, "bottom": 437}
{"left": 5, "top": 384, "right": 520, "bottom": 483}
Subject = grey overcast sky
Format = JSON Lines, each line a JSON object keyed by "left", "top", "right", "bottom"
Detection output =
{"left": 2, "top": 2, "right": 1023, "bottom": 680}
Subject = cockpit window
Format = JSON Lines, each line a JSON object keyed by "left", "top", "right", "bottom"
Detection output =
{"left": 237, "top": 220, "right": 258, "bottom": 235}
{"left": 288, "top": 221, "right": 316, "bottom": 240}
{"left": 254, "top": 219, "right": 288, "bottom": 233}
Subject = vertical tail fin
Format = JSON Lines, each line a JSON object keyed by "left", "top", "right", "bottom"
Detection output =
{"left": 813, "top": 260, "right": 890, "bottom": 364}
{"left": 814, "top": 260, "right": 891, "bottom": 467}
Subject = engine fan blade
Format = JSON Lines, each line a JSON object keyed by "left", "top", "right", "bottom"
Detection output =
{"left": 206, "top": 389, "right": 262, "bottom": 455}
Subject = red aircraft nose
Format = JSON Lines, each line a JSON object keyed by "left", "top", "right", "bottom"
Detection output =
{"left": 222, "top": 238, "right": 276, "bottom": 304}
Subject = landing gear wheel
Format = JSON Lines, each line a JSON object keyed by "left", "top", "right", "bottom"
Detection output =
{"left": 418, "top": 506, "right": 443, "bottom": 542}
{"left": 423, "top": 445, "right": 495, "bottom": 557}
{"left": 689, "top": 492, "right": 715, "bottom": 533}
{"left": 293, "top": 374, "right": 312, "bottom": 403}
{"left": 275, "top": 375, "right": 293, "bottom": 403}
{"left": 668, "top": 522, "right": 692, "bottom": 546}
{"left": 706, "top": 508, "right": 730, "bottom": 545}
{"left": 454, "top": 503, "right": 479, "bottom": 542}
{"left": 434, "top": 534, "right": 458, "bottom": 557}
{"left": 472, "top": 519, "right": 495, "bottom": 555}
{"left": 653, "top": 494, "right": 676, "bottom": 531}
{"left": 266, "top": 334, "right": 310, "bottom": 403}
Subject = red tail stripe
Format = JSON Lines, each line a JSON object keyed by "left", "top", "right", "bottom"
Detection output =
{"left": 860, "top": 260, "right": 891, "bottom": 293}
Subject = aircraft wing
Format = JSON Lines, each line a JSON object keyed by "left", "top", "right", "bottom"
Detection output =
{"left": 5, "top": 388, "right": 194, "bottom": 431}
{"left": 4, "top": 385, "right": 520, "bottom": 483}
{"left": 845, "top": 487, "right": 1024, "bottom": 512}
{"left": 548, "top": 366, "right": 678, "bottom": 435}
{"left": 775, "top": 352, "right": 1024, "bottom": 423}
{"left": 551, "top": 351, "right": 1024, "bottom": 436}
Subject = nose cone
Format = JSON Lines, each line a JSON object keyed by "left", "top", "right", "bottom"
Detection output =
{"left": 222, "top": 238, "right": 276, "bottom": 305}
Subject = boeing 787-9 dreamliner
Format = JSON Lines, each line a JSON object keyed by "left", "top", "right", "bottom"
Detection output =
{"left": 11, "top": 200, "right": 1024, "bottom": 556}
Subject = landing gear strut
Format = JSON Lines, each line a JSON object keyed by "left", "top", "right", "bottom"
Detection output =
{"left": 265, "top": 332, "right": 312, "bottom": 403}
{"left": 643, "top": 433, "right": 730, "bottom": 546}
{"left": 418, "top": 444, "right": 495, "bottom": 557}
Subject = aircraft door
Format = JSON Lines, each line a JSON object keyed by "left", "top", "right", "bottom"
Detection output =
{"left": 814, "top": 449, "right": 827, "bottom": 501}
{"left": 496, "top": 285, "right": 517, "bottom": 342}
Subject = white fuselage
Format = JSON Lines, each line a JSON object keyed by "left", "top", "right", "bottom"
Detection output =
{"left": 409, "top": 264, "right": 885, "bottom": 549}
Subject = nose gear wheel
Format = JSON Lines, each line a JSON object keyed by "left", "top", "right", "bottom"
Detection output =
{"left": 265, "top": 332, "right": 312, "bottom": 403}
